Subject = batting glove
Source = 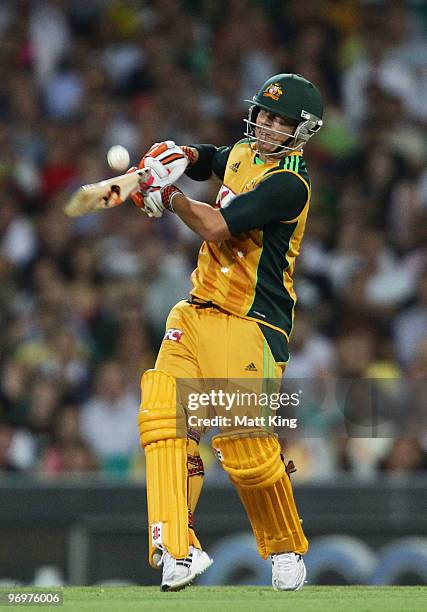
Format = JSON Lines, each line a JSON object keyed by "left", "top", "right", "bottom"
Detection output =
{"left": 139, "top": 189, "right": 164, "bottom": 218}
{"left": 142, "top": 184, "right": 183, "bottom": 217}
{"left": 126, "top": 163, "right": 166, "bottom": 217}
{"left": 139, "top": 141, "right": 192, "bottom": 183}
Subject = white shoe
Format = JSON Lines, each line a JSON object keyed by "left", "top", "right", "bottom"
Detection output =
{"left": 159, "top": 546, "right": 213, "bottom": 592}
{"left": 272, "top": 552, "right": 306, "bottom": 591}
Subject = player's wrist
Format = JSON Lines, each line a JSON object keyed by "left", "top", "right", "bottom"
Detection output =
{"left": 161, "top": 185, "right": 183, "bottom": 212}
{"left": 181, "top": 146, "right": 198, "bottom": 168}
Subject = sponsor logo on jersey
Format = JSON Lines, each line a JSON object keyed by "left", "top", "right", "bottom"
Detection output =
{"left": 164, "top": 328, "right": 184, "bottom": 342}
{"left": 229, "top": 161, "right": 241, "bottom": 172}
{"left": 263, "top": 82, "right": 283, "bottom": 101}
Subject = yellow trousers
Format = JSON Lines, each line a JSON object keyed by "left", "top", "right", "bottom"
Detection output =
{"left": 141, "top": 300, "right": 307, "bottom": 562}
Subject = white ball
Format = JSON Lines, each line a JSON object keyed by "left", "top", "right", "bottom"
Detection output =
{"left": 107, "top": 145, "right": 130, "bottom": 172}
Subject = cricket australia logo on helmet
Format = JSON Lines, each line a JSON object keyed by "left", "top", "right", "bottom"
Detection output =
{"left": 263, "top": 82, "right": 283, "bottom": 101}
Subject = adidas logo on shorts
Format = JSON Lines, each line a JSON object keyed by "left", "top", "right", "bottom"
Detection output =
{"left": 245, "top": 362, "right": 258, "bottom": 371}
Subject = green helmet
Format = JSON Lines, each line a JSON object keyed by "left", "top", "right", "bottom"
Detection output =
{"left": 244, "top": 73, "right": 323, "bottom": 155}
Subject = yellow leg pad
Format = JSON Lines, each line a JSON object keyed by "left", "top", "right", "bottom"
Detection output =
{"left": 212, "top": 434, "right": 308, "bottom": 559}
{"left": 139, "top": 370, "right": 189, "bottom": 566}
{"left": 138, "top": 369, "right": 186, "bottom": 446}
{"left": 145, "top": 439, "right": 189, "bottom": 565}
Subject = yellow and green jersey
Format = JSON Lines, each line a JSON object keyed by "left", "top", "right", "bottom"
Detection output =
{"left": 186, "top": 139, "right": 311, "bottom": 361}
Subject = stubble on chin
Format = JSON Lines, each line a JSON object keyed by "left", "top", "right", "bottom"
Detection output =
{"left": 255, "top": 140, "right": 277, "bottom": 154}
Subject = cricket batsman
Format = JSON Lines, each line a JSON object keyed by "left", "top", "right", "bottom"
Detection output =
{"left": 132, "top": 74, "right": 323, "bottom": 591}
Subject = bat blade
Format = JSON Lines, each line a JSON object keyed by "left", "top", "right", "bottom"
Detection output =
{"left": 64, "top": 168, "right": 151, "bottom": 217}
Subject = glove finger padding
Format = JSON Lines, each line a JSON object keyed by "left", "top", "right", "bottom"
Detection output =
{"left": 126, "top": 167, "right": 163, "bottom": 216}
{"left": 139, "top": 141, "right": 188, "bottom": 184}
{"left": 143, "top": 157, "right": 169, "bottom": 181}
{"left": 126, "top": 166, "right": 144, "bottom": 210}
{"left": 142, "top": 190, "right": 164, "bottom": 218}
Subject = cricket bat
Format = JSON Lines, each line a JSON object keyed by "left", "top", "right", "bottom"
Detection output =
{"left": 64, "top": 167, "right": 151, "bottom": 217}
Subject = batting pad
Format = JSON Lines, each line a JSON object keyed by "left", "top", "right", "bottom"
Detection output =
{"left": 212, "top": 433, "right": 308, "bottom": 558}
{"left": 139, "top": 370, "right": 189, "bottom": 565}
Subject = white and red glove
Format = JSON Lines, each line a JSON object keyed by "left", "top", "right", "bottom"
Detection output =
{"left": 126, "top": 160, "right": 165, "bottom": 217}
{"left": 140, "top": 141, "right": 190, "bottom": 182}
{"left": 127, "top": 157, "right": 183, "bottom": 217}
{"left": 141, "top": 140, "right": 196, "bottom": 173}
{"left": 130, "top": 140, "right": 195, "bottom": 213}
{"left": 142, "top": 183, "right": 183, "bottom": 216}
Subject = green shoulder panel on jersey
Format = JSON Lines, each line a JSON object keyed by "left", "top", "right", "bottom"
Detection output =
{"left": 246, "top": 220, "right": 298, "bottom": 337}
{"left": 279, "top": 155, "right": 310, "bottom": 187}
{"left": 263, "top": 155, "right": 310, "bottom": 188}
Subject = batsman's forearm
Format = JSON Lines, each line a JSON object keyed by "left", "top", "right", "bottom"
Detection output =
{"left": 171, "top": 194, "right": 231, "bottom": 241}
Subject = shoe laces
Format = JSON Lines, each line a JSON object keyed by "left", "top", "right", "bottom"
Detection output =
{"left": 159, "top": 546, "right": 194, "bottom": 572}
{"left": 272, "top": 552, "right": 300, "bottom": 571}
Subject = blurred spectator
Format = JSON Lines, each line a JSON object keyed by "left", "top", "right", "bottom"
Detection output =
{"left": 0, "top": 199, "right": 37, "bottom": 268}
{"left": 379, "top": 438, "right": 427, "bottom": 473}
{"left": 30, "top": 0, "right": 72, "bottom": 86}
{"left": 286, "top": 308, "right": 336, "bottom": 378}
{"left": 40, "top": 404, "right": 98, "bottom": 475}
{"left": 394, "top": 269, "right": 427, "bottom": 367}
{"left": 0, "top": 423, "right": 22, "bottom": 473}
{"left": 80, "top": 360, "right": 140, "bottom": 473}
{"left": 342, "top": 20, "right": 417, "bottom": 131}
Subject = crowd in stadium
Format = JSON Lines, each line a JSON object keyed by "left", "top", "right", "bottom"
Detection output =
{"left": 0, "top": 0, "right": 426, "bottom": 478}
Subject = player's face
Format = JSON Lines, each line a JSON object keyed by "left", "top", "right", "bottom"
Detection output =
{"left": 255, "top": 109, "right": 296, "bottom": 156}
